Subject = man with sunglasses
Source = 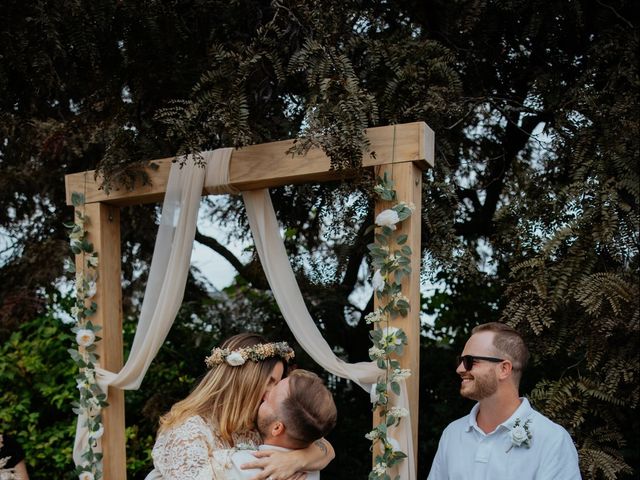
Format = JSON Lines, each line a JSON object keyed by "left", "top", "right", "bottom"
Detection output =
{"left": 427, "top": 322, "right": 581, "bottom": 479}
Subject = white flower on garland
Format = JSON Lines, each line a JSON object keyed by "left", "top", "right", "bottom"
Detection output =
{"left": 391, "top": 292, "right": 409, "bottom": 307}
{"left": 85, "top": 397, "right": 101, "bottom": 417}
{"left": 366, "top": 176, "right": 413, "bottom": 477}
{"left": 388, "top": 407, "right": 409, "bottom": 419}
{"left": 78, "top": 471, "right": 95, "bottom": 480}
{"left": 372, "top": 270, "right": 385, "bottom": 292}
{"left": 507, "top": 418, "right": 532, "bottom": 452}
{"left": 84, "top": 368, "right": 96, "bottom": 384}
{"left": 382, "top": 326, "right": 402, "bottom": 346}
{"left": 372, "top": 462, "right": 387, "bottom": 475}
{"left": 392, "top": 368, "right": 412, "bottom": 381}
{"left": 76, "top": 329, "right": 96, "bottom": 347}
{"left": 365, "top": 428, "right": 381, "bottom": 441}
{"left": 225, "top": 351, "right": 246, "bottom": 366}
{"left": 368, "top": 346, "right": 385, "bottom": 359}
{"left": 375, "top": 209, "right": 400, "bottom": 229}
{"left": 365, "top": 309, "right": 385, "bottom": 324}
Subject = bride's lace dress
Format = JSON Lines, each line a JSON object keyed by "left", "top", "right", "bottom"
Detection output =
{"left": 151, "top": 415, "right": 261, "bottom": 480}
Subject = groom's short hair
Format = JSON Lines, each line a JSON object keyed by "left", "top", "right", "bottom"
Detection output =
{"left": 280, "top": 369, "right": 337, "bottom": 448}
{"left": 472, "top": 322, "right": 530, "bottom": 384}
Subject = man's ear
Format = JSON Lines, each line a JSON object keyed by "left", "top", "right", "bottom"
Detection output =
{"left": 271, "top": 421, "right": 286, "bottom": 437}
{"left": 498, "top": 360, "right": 513, "bottom": 380}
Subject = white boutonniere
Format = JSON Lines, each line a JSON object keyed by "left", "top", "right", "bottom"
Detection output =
{"left": 506, "top": 418, "right": 532, "bottom": 452}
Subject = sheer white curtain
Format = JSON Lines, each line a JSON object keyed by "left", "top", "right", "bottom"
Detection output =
{"left": 74, "top": 149, "right": 414, "bottom": 480}
{"left": 73, "top": 149, "right": 232, "bottom": 463}
{"left": 243, "top": 189, "right": 415, "bottom": 479}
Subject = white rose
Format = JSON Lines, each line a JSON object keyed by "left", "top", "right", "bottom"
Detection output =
{"left": 372, "top": 270, "right": 385, "bottom": 292}
{"left": 510, "top": 425, "right": 528, "bottom": 445}
{"left": 79, "top": 472, "right": 95, "bottom": 480}
{"left": 382, "top": 326, "right": 400, "bottom": 337}
{"left": 76, "top": 329, "right": 95, "bottom": 347}
{"left": 375, "top": 209, "right": 400, "bottom": 229}
{"left": 382, "top": 326, "right": 402, "bottom": 345}
{"left": 225, "top": 351, "right": 246, "bottom": 366}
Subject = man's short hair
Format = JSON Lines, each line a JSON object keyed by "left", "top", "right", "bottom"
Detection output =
{"left": 472, "top": 322, "right": 530, "bottom": 383}
{"left": 279, "top": 369, "right": 337, "bottom": 448}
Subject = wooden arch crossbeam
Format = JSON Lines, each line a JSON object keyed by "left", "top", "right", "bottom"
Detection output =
{"left": 64, "top": 121, "right": 434, "bottom": 479}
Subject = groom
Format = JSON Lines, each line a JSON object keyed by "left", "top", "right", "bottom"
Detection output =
{"left": 230, "top": 369, "right": 337, "bottom": 479}
{"left": 428, "top": 322, "right": 581, "bottom": 480}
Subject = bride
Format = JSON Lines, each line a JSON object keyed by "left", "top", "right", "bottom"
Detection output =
{"left": 147, "top": 333, "right": 334, "bottom": 479}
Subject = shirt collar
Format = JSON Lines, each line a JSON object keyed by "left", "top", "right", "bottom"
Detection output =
{"left": 466, "top": 402, "right": 481, "bottom": 432}
{"left": 500, "top": 397, "right": 533, "bottom": 430}
{"left": 259, "top": 444, "right": 291, "bottom": 452}
{"left": 465, "top": 397, "right": 533, "bottom": 433}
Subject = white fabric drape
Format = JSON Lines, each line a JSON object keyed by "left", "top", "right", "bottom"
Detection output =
{"left": 73, "top": 149, "right": 232, "bottom": 464}
{"left": 73, "top": 148, "right": 415, "bottom": 480}
{"left": 243, "top": 189, "right": 414, "bottom": 479}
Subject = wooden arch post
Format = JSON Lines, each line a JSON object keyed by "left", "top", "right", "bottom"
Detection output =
{"left": 65, "top": 121, "right": 434, "bottom": 479}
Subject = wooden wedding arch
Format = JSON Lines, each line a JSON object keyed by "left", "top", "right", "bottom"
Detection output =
{"left": 65, "top": 121, "right": 434, "bottom": 479}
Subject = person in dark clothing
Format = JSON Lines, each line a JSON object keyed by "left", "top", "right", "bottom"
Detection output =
{"left": 0, "top": 434, "right": 29, "bottom": 480}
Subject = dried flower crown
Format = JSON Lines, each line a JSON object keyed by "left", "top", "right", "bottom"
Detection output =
{"left": 205, "top": 341, "right": 295, "bottom": 368}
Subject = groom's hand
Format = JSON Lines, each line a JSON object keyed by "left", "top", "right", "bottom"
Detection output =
{"left": 241, "top": 450, "right": 308, "bottom": 480}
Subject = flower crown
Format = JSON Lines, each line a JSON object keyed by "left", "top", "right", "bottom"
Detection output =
{"left": 205, "top": 341, "right": 295, "bottom": 368}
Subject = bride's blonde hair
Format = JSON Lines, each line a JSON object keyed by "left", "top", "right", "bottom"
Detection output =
{"left": 158, "top": 333, "right": 287, "bottom": 445}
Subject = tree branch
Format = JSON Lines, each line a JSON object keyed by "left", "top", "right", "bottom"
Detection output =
{"left": 194, "top": 228, "right": 269, "bottom": 289}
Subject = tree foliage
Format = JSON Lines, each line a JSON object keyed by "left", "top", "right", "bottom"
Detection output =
{"left": 0, "top": 0, "right": 638, "bottom": 478}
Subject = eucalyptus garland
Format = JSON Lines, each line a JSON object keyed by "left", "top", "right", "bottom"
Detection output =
{"left": 365, "top": 173, "right": 413, "bottom": 480}
{"left": 66, "top": 192, "right": 108, "bottom": 480}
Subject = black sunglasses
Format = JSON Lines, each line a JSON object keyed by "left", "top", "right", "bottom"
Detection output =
{"left": 457, "top": 354, "right": 505, "bottom": 371}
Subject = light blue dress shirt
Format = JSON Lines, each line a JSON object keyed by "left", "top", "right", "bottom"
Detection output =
{"left": 230, "top": 444, "right": 320, "bottom": 480}
{"left": 427, "top": 398, "right": 581, "bottom": 480}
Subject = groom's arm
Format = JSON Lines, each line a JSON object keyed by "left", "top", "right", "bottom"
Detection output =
{"left": 296, "top": 438, "right": 335, "bottom": 470}
{"left": 241, "top": 439, "right": 334, "bottom": 479}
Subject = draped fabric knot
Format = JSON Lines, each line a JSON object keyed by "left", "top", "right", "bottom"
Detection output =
{"left": 202, "top": 148, "right": 240, "bottom": 195}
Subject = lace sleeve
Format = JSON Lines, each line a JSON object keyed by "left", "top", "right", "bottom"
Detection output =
{"left": 152, "top": 417, "right": 214, "bottom": 480}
